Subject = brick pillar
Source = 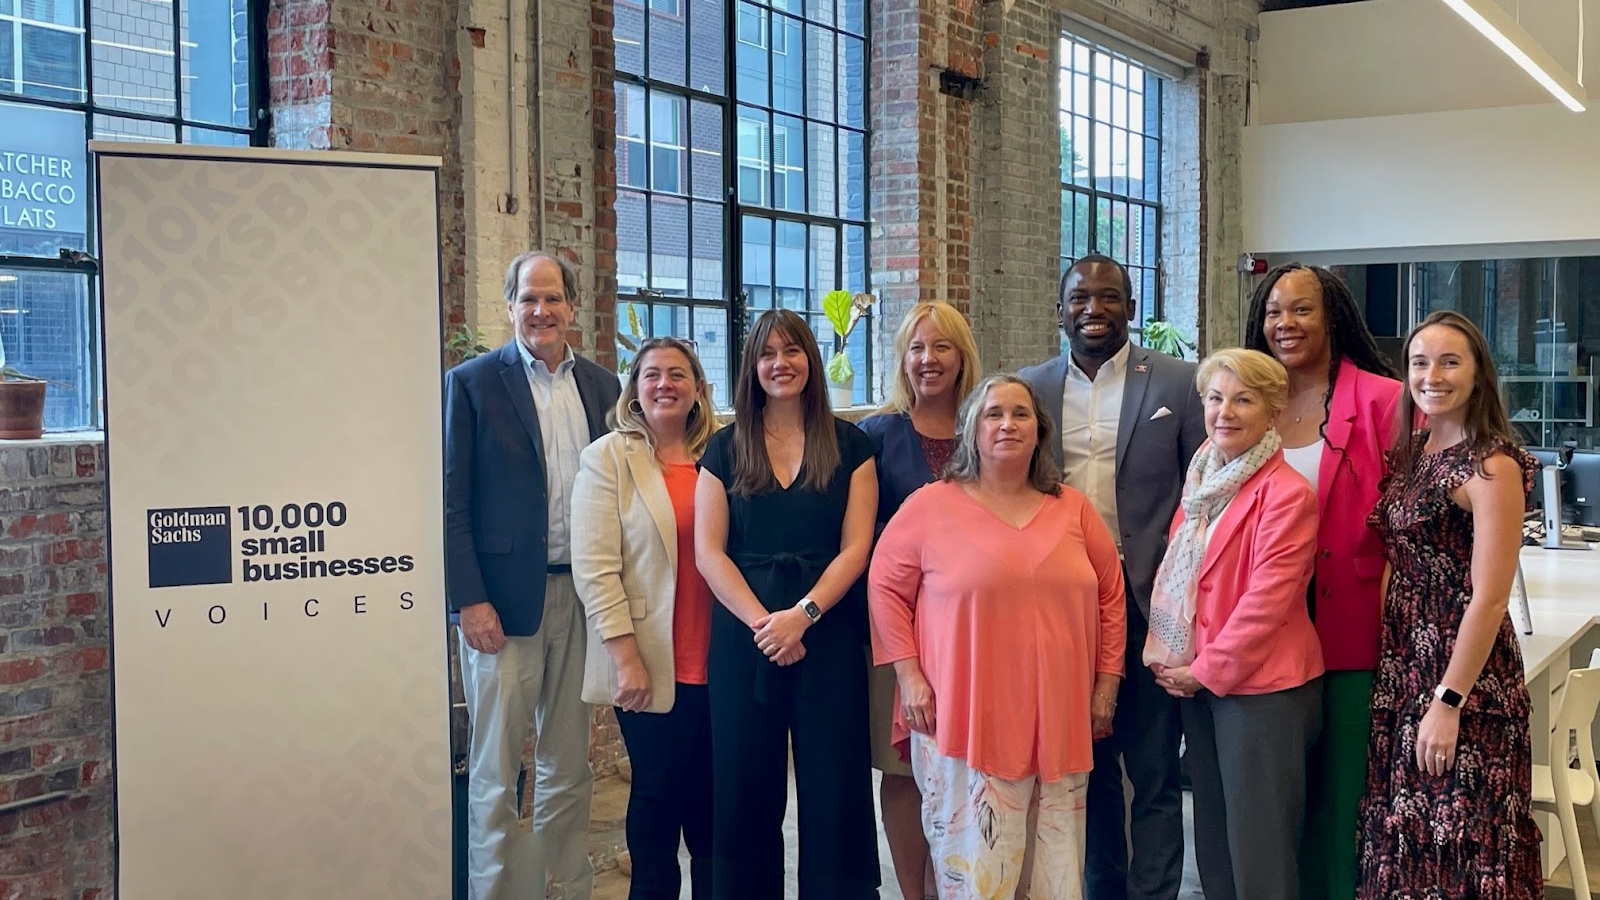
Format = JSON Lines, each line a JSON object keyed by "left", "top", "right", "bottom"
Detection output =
{"left": 267, "top": 0, "right": 335, "bottom": 149}
{"left": 0, "top": 441, "right": 112, "bottom": 900}
{"left": 970, "top": 0, "right": 1058, "bottom": 371}
{"left": 869, "top": 0, "right": 980, "bottom": 392}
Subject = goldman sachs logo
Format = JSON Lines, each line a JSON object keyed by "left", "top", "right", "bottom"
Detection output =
{"left": 144, "top": 501, "right": 422, "bottom": 628}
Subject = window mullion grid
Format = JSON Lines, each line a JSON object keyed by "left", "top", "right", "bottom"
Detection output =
{"left": 172, "top": 0, "right": 184, "bottom": 140}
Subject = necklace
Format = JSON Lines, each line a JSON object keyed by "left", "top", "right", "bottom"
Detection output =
{"left": 1290, "top": 386, "right": 1329, "bottom": 425}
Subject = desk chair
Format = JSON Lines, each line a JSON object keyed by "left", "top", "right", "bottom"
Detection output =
{"left": 1533, "top": 664, "right": 1600, "bottom": 900}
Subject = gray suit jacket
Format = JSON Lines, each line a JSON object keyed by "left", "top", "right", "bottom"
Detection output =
{"left": 1018, "top": 344, "right": 1205, "bottom": 621}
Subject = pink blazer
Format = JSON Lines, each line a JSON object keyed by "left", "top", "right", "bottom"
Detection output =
{"left": 1176, "top": 449, "right": 1325, "bottom": 697}
{"left": 1313, "top": 360, "right": 1403, "bottom": 670}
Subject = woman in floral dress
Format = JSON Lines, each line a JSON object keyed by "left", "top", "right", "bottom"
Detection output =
{"left": 1357, "top": 310, "right": 1542, "bottom": 899}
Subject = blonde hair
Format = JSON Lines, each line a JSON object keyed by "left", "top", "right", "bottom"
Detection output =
{"left": 944, "top": 374, "right": 1063, "bottom": 495}
{"left": 878, "top": 301, "right": 982, "bottom": 416}
{"left": 1195, "top": 348, "right": 1290, "bottom": 417}
{"left": 609, "top": 337, "right": 716, "bottom": 462}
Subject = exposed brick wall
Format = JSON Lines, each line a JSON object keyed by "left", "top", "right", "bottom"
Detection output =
{"left": 970, "top": 0, "right": 1060, "bottom": 371}
{"left": 0, "top": 441, "right": 111, "bottom": 900}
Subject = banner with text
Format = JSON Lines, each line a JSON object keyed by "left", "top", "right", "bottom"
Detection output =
{"left": 96, "top": 145, "right": 450, "bottom": 900}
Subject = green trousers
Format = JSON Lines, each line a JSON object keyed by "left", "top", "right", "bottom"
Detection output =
{"left": 1298, "top": 669, "right": 1374, "bottom": 900}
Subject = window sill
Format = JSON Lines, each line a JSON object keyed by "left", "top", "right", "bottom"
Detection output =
{"left": 1, "top": 430, "right": 105, "bottom": 446}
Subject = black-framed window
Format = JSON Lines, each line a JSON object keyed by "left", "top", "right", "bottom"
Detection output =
{"left": 0, "top": 0, "right": 266, "bottom": 431}
{"left": 1058, "top": 34, "right": 1162, "bottom": 319}
{"left": 614, "top": 0, "right": 870, "bottom": 407}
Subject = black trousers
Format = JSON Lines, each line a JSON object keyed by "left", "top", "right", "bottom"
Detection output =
{"left": 707, "top": 606, "right": 880, "bottom": 900}
{"left": 615, "top": 684, "right": 713, "bottom": 900}
{"left": 1085, "top": 613, "right": 1186, "bottom": 900}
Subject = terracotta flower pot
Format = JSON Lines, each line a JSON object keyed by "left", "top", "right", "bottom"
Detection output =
{"left": 0, "top": 380, "right": 47, "bottom": 439}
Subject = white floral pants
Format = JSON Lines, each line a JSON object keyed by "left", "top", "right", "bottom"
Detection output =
{"left": 910, "top": 733, "right": 1088, "bottom": 900}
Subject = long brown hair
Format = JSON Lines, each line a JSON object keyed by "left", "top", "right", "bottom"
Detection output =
{"left": 729, "top": 309, "right": 840, "bottom": 496}
{"left": 1390, "top": 310, "right": 1520, "bottom": 478}
{"left": 609, "top": 337, "right": 716, "bottom": 462}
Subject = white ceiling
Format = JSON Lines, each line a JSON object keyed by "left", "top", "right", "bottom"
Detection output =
{"left": 1255, "top": 0, "right": 1597, "bottom": 124}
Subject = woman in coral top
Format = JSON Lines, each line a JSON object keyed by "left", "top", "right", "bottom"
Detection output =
{"left": 572, "top": 337, "right": 718, "bottom": 900}
{"left": 1144, "top": 348, "right": 1324, "bottom": 900}
{"left": 869, "top": 373, "right": 1126, "bottom": 900}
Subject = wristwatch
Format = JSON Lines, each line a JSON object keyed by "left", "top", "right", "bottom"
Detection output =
{"left": 797, "top": 597, "right": 822, "bottom": 623}
{"left": 1433, "top": 683, "right": 1467, "bottom": 709}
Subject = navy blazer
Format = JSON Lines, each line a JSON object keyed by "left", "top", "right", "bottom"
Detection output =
{"left": 444, "top": 341, "right": 622, "bottom": 636}
{"left": 1017, "top": 344, "right": 1205, "bottom": 620}
{"left": 857, "top": 412, "right": 938, "bottom": 527}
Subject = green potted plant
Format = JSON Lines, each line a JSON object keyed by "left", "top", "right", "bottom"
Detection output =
{"left": 1142, "top": 317, "right": 1197, "bottom": 360}
{"left": 823, "top": 289, "right": 874, "bottom": 408}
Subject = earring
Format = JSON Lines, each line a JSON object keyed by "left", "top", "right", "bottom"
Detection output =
{"left": 628, "top": 398, "right": 644, "bottom": 415}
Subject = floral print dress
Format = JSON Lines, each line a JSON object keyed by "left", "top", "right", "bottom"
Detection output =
{"left": 1356, "top": 436, "right": 1542, "bottom": 900}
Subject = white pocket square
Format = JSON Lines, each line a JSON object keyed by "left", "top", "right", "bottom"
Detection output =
{"left": 1149, "top": 407, "right": 1174, "bottom": 421}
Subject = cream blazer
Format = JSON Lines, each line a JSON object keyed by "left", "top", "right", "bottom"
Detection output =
{"left": 571, "top": 430, "right": 684, "bottom": 713}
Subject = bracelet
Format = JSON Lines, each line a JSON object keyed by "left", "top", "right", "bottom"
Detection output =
{"left": 1094, "top": 692, "right": 1117, "bottom": 705}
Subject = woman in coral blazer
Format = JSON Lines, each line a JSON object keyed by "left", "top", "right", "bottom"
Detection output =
{"left": 1246, "top": 263, "right": 1402, "bottom": 900}
{"left": 1147, "top": 348, "right": 1324, "bottom": 900}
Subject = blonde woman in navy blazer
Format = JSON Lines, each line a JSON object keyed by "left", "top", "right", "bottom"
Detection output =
{"left": 572, "top": 337, "right": 718, "bottom": 900}
{"left": 857, "top": 300, "right": 981, "bottom": 900}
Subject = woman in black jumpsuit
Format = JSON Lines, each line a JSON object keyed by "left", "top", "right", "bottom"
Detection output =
{"left": 694, "top": 308, "right": 881, "bottom": 900}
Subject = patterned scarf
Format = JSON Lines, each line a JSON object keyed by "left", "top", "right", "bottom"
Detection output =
{"left": 1143, "top": 428, "right": 1283, "bottom": 668}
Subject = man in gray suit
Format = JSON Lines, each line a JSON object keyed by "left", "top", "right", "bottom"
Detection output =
{"left": 445, "top": 250, "right": 622, "bottom": 900}
{"left": 1018, "top": 254, "right": 1204, "bottom": 900}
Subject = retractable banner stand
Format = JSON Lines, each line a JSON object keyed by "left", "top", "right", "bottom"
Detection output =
{"left": 94, "top": 144, "right": 452, "bottom": 900}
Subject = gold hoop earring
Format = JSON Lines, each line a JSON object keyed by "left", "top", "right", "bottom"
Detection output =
{"left": 628, "top": 398, "right": 644, "bottom": 416}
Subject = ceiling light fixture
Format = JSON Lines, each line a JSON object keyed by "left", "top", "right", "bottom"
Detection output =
{"left": 1439, "top": 0, "right": 1587, "bottom": 112}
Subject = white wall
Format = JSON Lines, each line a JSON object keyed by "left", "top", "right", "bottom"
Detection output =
{"left": 1245, "top": 0, "right": 1600, "bottom": 255}
{"left": 1244, "top": 103, "right": 1600, "bottom": 254}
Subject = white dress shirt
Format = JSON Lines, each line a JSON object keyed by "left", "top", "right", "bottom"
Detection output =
{"left": 1061, "top": 341, "right": 1131, "bottom": 550}
{"left": 518, "top": 340, "right": 589, "bottom": 565}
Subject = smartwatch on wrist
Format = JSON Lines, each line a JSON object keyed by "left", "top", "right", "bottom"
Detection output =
{"left": 1433, "top": 683, "right": 1466, "bottom": 709}
{"left": 797, "top": 597, "right": 822, "bottom": 623}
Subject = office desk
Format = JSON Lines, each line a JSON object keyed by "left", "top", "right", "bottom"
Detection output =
{"left": 1515, "top": 546, "right": 1600, "bottom": 877}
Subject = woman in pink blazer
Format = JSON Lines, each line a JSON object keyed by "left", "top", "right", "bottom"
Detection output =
{"left": 1145, "top": 348, "right": 1324, "bottom": 900}
{"left": 1246, "top": 263, "right": 1402, "bottom": 900}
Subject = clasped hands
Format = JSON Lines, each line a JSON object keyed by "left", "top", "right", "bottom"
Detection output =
{"left": 752, "top": 605, "right": 811, "bottom": 666}
{"left": 1150, "top": 663, "right": 1201, "bottom": 698}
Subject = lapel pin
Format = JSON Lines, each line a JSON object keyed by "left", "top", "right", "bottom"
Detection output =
{"left": 1135, "top": 364, "right": 1149, "bottom": 373}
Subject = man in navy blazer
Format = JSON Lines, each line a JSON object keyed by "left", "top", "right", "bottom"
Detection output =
{"left": 446, "top": 250, "right": 621, "bottom": 900}
{"left": 1018, "top": 254, "right": 1205, "bottom": 900}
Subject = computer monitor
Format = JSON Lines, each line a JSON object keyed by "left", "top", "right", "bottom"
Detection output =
{"left": 1564, "top": 450, "right": 1600, "bottom": 527}
{"left": 1527, "top": 446, "right": 1572, "bottom": 516}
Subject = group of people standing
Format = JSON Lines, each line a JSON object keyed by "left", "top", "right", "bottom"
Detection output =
{"left": 445, "top": 248, "right": 1544, "bottom": 900}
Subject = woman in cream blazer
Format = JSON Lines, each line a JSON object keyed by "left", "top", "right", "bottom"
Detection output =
{"left": 572, "top": 336, "right": 717, "bottom": 900}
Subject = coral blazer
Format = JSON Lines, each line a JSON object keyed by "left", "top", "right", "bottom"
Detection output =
{"left": 1311, "top": 360, "right": 1403, "bottom": 670}
{"left": 1178, "top": 448, "right": 1325, "bottom": 697}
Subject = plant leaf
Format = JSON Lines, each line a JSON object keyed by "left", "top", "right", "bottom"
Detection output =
{"left": 823, "top": 290, "right": 853, "bottom": 336}
{"left": 826, "top": 351, "right": 853, "bottom": 385}
{"left": 626, "top": 303, "right": 644, "bottom": 338}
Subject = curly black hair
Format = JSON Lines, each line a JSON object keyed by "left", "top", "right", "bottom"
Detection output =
{"left": 1244, "top": 263, "right": 1398, "bottom": 438}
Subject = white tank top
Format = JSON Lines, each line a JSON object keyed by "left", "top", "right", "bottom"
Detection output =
{"left": 1282, "top": 439, "right": 1326, "bottom": 494}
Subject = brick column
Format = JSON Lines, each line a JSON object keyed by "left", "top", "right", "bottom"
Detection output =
{"left": 970, "top": 0, "right": 1059, "bottom": 371}
{"left": 868, "top": 0, "right": 981, "bottom": 392}
{"left": 0, "top": 441, "right": 112, "bottom": 900}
